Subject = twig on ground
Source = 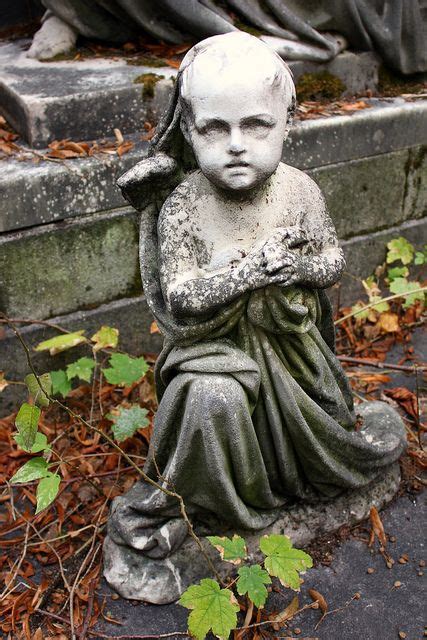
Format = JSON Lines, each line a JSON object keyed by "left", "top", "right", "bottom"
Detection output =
{"left": 338, "top": 356, "right": 426, "bottom": 372}
{"left": 335, "top": 287, "right": 427, "bottom": 325}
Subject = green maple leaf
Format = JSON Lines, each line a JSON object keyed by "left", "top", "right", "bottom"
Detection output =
{"left": 386, "top": 237, "right": 414, "bottom": 265}
{"left": 50, "top": 370, "right": 72, "bottom": 397}
{"left": 389, "top": 278, "right": 425, "bottom": 309}
{"left": 35, "top": 473, "right": 61, "bottom": 514}
{"left": 179, "top": 579, "right": 239, "bottom": 640}
{"left": 387, "top": 266, "right": 409, "bottom": 282}
{"left": 25, "top": 373, "right": 51, "bottom": 408}
{"left": 106, "top": 405, "right": 149, "bottom": 443}
{"left": 34, "top": 330, "right": 86, "bottom": 355}
{"left": 15, "top": 402, "right": 41, "bottom": 451}
{"left": 237, "top": 564, "right": 271, "bottom": 608}
{"left": 260, "top": 535, "right": 312, "bottom": 591}
{"left": 91, "top": 325, "right": 119, "bottom": 351}
{"left": 14, "top": 431, "right": 50, "bottom": 454}
{"left": 10, "top": 457, "right": 49, "bottom": 484}
{"left": 66, "top": 357, "right": 95, "bottom": 383}
{"left": 207, "top": 534, "right": 247, "bottom": 564}
{"left": 102, "top": 353, "right": 148, "bottom": 387}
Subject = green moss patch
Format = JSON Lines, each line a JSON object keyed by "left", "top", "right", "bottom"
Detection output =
{"left": 133, "top": 73, "right": 165, "bottom": 98}
{"left": 296, "top": 71, "right": 345, "bottom": 102}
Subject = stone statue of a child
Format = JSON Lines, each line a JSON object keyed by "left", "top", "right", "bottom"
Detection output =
{"left": 104, "top": 32, "right": 405, "bottom": 604}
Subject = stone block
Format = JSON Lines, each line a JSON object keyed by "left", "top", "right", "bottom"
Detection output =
{"left": 289, "top": 51, "right": 381, "bottom": 97}
{"left": 0, "top": 295, "right": 162, "bottom": 414}
{"left": 0, "top": 208, "right": 141, "bottom": 319}
{"left": 0, "top": 40, "right": 175, "bottom": 147}
{"left": 0, "top": 145, "right": 147, "bottom": 232}
{"left": 309, "top": 147, "right": 426, "bottom": 239}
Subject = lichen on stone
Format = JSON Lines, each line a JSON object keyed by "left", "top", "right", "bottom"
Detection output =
{"left": 133, "top": 72, "right": 165, "bottom": 98}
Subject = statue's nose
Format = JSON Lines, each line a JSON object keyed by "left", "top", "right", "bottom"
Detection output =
{"left": 228, "top": 128, "right": 245, "bottom": 154}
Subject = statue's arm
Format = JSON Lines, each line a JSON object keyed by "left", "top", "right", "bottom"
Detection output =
{"left": 158, "top": 212, "right": 292, "bottom": 317}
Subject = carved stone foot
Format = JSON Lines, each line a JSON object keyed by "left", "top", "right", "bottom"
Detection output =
{"left": 27, "top": 14, "right": 78, "bottom": 60}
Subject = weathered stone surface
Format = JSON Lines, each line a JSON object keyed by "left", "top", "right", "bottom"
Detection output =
{"left": 0, "top": 40, "right": 175, "bottom": 147}
{"left": 309, "top": 146, "right": 426, "bottom": 240}
{"left": 0, "top": 208, "right": 140, "bottom": 319}
{"left": 290, "top": 51, "right": 381, "bottom": 97}
{"left": 286, "top": 98, "right": 427, "bottom": 170}
{"left": 0, "top": 144, "right": 147, "bottom": 232}
{"left": 0, "top": 295, "right": 162, "bottom": 414}
{"left": 104, "top": 457, "right": 401, "bottom": 604}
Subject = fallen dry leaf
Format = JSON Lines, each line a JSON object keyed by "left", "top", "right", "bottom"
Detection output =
{"left": 377, "top": 312, "right": 400, "bottom": 333}
{"left": 308, "top": 588, "right": 328, "bottom": 615}
{"left": 369, "top": 506, "right": 387, "bottom": 547}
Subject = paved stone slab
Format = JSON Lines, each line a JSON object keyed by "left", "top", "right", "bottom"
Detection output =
{"left": 0, "top": 40, "right": 175, "bottom": 147}
{"left": 0, "top": 207, "right": 140, "bottom": 319}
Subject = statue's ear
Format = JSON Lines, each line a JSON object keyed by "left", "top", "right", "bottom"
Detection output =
{"left": 179, "top": 113, "right": 192, "bottom": 147}
{"left": 117, "top": 153, "right": 179, "bottom": 211}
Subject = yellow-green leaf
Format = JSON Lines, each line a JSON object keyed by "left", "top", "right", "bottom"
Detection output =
{"left": 389, "top": 278, "right": 425, "bottom": 309}
{"left": 66, "top": 357, "right": 95, "bottom": 383}
{"left": 106, "top": 405, "right": 149, "bottom": 443}
{"left": 15, "top": 402, "right": 41, "bottom": 451}
{"left": 10, "top": 457, "right": 48, "bottom": 484}
{"left": 35, "top": 473, "right": 61, "bottom": 514}
{"left": 50, "top": 370, "right": 72, "bottom": 397}
{"left": 386, "top": 237, "right": 414, "bottom": 265}
{"left": 14, "top": 431, "right": 50, "bottom": 454}
{"left": 102, "top": 353, "right": 148, "bottom": 387}
{"left": 260, "top": 534, "right": 312, "bottom": 591}
{"left": 179, "top": 579, "right": 239, "bottom": 640}
{"left": 35, "top": 331, "right": 86, "bottom": 355}
{"left": 25, "top": 373, "right": 51, "bottom": 408}
{"left": 237, "top": 564, "right": 271, "bottom": 608}
{"left": 207, "top": 534, "right": 247, "bottom": 564}
{"left": 91, "top": 325, "right": 119, "bottom": 351}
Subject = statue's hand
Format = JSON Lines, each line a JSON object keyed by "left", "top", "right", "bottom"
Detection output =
{"left": 262, "top": 226, "right": 307, "bottom": 273}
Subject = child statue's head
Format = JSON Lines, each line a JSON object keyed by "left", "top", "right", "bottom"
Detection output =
{"left": 178, "top": 32, "right": 295, "bottom": 193}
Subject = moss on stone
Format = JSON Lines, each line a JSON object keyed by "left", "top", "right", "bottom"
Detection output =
{"left": 127, "top": 55, "right": 168, "bottom": 68}
{"left": 296, "top": 71, "right": 346, "bottom": 102}
{"left": 133, "top": 73, "right": 165, "bottom": 98}
{"left": 378, "top": 66, "right": 426, "bottom": 97}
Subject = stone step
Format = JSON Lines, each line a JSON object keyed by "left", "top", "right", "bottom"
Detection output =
{"left": 1, "top": 98, "right": 426, "bottom": 233}
{"left": 0, "top": 39, "right": 383, "bottom": 147}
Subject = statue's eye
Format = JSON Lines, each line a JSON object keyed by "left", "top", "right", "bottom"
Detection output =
{"left": 242, "top": 118, "right": 275, "bottom": 134}
{"left": 197, "top": 120, "right": 228, "bottom": 135}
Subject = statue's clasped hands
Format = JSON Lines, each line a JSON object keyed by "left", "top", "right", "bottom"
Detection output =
{"left": 259, "top": 226, "right": 308, "bottom": 286}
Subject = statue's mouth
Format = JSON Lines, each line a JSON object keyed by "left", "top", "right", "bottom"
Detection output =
{"left": 225, "top": 161, "right": 249, "bottom": 168}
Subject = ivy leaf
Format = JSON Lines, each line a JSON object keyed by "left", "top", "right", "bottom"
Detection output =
{"left": 389, "top": 278, "right": 425, "bottom": 309}
{"left": 207, "top": 534, "right": 247, "bottom": 564}
{"left": 50, "top": 370, "right": 72, "bottom": 398}
{"left": 387, "top": 266, "right": 409, "bottom": 282}
{"left": 14, "top": 431, "right": 50, "bottom": 454}
{"left": 91, "top": 325, "right": 119, "bottom": 351}
{"left": 106, "top": 405, "right": 149, "bottom": 443}
{"left": 179, "top": 578, "right": 239, "bottom": 640}
{"left": 260, "top": 534, "right": 313, "bottom": 591}
{"left": 102, "top": 353, "right": 148, "bottom": 387}
{"left": 15, "top": 402, "right": 41, "bottom": 451}
{"left": 35, "top": 473, "right": 61, "bottom": 514}
{"left": 34, "top": 330, "right": 86, "bottom": 355}
{"left": 10, "top": 457, "right": 48, "bottom": 484}
{"left": 237, "top": 564, "right": 271, "bottom": 608}
{"left": 66, "top": 357, "right": 95, "bottom": 383}
{"left": 386, "top": 237, "right": 414, "bottom": 265}
{"left": 414, "top": 251, "right": 425, "bottom": 265}
{"left": 25, "top": 373, "right": 51, "bottom": 408}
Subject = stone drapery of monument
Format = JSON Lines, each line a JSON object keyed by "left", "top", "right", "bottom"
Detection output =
{"left": 103, "top": 32, "right": 406, "bottom": 604}
{"left": 28, "top": 0, "right": 426, "bottom": 75}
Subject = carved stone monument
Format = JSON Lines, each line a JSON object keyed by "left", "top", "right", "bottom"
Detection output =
{"left": 103, "top": 32, "right": 406, "bottom": 604}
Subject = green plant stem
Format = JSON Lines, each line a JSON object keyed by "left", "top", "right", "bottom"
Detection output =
{"left": 334, "top": 286, "right": 427, "bottom": 325}
{"left": 1, "top": 313, "right": 223, "bottom": 585}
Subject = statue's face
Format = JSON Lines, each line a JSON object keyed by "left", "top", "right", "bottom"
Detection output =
{"left": 184, "top": 80, "right": 288, "bottom": 192}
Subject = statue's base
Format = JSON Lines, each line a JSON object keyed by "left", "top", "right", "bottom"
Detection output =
{"left": 103, "top": 462, "right": 401, "bottom": 604}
